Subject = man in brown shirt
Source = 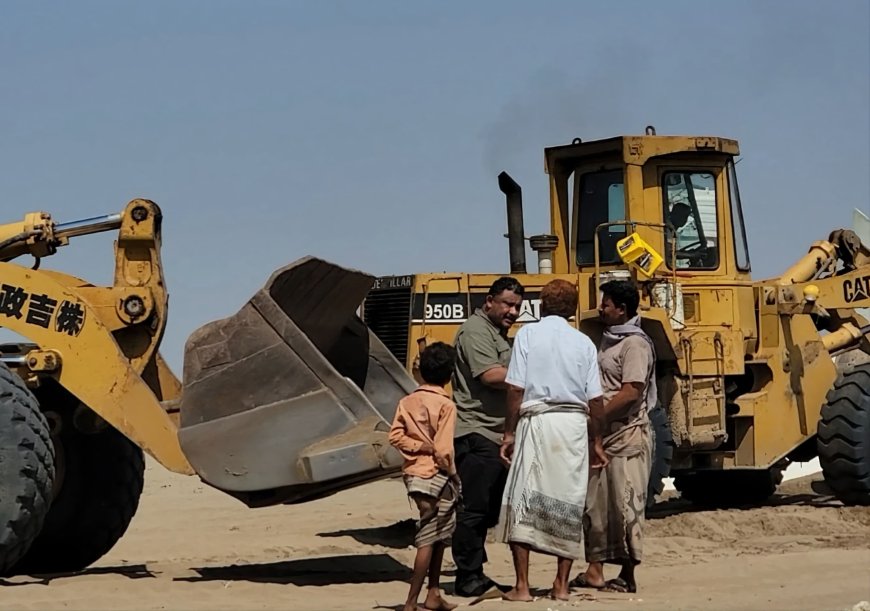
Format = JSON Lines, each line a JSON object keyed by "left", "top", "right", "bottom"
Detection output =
{"left": 389, "top": 342, "right": 461, "bottom": 611}
{"left": 572, "top": 279, "right": 656, "bottom": 595}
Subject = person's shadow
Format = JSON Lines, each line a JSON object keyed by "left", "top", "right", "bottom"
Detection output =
{"left": 318, "top": 519, "right": 416, "bottom": 549}
{"left": 1, "top": 555, "right": 412, "bottom": 589}
{"left": 0, "top": 564, "right": 157, "bottom": 586}
{"left": 175, "top": 553, "right": 411, "bottom": 586}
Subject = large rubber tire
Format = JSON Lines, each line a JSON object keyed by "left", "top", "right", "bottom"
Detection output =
{"left": 14, "top": 421, "right": 145, "bottom": 573}
{"left": 817, "top": 363, "right": 870, "bottom": 506}
{"left": 646, "top": 403, "right": 674, "bottom": 511}
{"left": 674, "top": 467, "right": 784, "bottom": 508}
{"left": 0, "top": 364, "right": 55, "bottom": 574}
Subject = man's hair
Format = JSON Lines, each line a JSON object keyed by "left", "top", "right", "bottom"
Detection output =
{"left": 669, "top": 203, "right": 692, "bottom": 229}
{"left": 487, "top": 276, "right": 525, "bottom": 297}
{"left": 540, "top": 279, "right": 577, "bottom": 318}
{"left": 600, "top": 280, "right": 640, "bottom": 318}
{"left": 419, "top": 342, "right": 457, "bottom": 386}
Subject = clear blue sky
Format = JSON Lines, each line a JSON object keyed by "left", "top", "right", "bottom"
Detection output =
{"left": 2, "top": 1, "right": 868, "bottom": 371}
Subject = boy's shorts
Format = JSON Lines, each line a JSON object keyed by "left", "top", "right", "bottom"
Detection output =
{"left": 404, "top": 472, "right": 460, "bottom": 548}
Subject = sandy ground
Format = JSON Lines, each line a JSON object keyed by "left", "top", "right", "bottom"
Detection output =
{"left": 2, "top": 459, "right": 869, "bottom": 611}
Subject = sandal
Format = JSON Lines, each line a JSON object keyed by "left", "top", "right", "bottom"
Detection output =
{"left": 603, "top": 577, "right": 636, "bottom": 593}
{"left": 569, "top": 573, "right": 605, "bottom": 590}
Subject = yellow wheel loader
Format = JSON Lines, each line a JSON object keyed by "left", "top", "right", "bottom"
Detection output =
{"left": 361, "top": 128, "right": 870, "bottom": 510}
{"left": 0, "top": 203, "right": 416, "bottom": 574}
{"left": 0, "top": 129, "right": 868, "bottom": 576}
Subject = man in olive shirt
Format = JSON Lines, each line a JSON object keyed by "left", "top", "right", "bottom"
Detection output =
{"left": 451, "top": 277, "right": 524, "bottom": 597}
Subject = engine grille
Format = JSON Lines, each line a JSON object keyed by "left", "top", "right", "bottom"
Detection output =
{"left": 364, "top": 284, "right": 412, "bottom": 366}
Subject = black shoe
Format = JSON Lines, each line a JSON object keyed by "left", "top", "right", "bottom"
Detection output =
{"left": 454, "top": 574, "right": 496, "bottom": 598}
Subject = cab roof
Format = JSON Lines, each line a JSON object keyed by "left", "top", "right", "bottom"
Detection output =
{"left": 544, "top": 134, "right": 740, "bottom": 172}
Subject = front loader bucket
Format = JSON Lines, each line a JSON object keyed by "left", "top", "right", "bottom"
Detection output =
{"left": 177, "top": 256, "right": 417, "bottom": 507}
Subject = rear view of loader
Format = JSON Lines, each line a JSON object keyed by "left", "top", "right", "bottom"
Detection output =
{"left": 0, "top": 203, "right": 416, "bottom": 575}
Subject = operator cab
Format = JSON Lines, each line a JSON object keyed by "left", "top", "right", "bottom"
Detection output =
{"left": 543, "top": 130, "right": 752, "bottom": 281}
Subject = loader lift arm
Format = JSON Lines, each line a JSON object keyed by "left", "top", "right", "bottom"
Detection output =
{"left": 0, "top": 200, "right": 192, "bottom": 473}
{"left": 0, "top": 198, "right": 418, "bottom": 576}
{"left": 1, "top": 199, "right": 417, "bottom": 505}
{"left": 773, "top": 228, "right": 870, "bottom": 356}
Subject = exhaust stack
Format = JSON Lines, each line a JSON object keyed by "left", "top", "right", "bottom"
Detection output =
{"left": 498, "top": 171, "right": 527, "bottom": 274}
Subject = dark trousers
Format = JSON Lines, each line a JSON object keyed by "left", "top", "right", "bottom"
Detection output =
{"left": 451, "top": 433, "right": 508, "bottom": 582}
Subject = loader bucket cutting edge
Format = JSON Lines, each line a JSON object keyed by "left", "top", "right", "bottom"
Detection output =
{"left": 177, "top": 256, "right": 417, "bottom": 507}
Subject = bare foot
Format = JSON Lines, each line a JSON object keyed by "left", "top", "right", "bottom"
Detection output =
{"left": 402, "top": 603, "right": 418, "bottom": 611}
{"left": 502, "top": 588, "right": 534, "bottom": 602}
{"left": 548, "top": 583, "right": 571, "bottom": 601}
{"left": 422, "top": 594, "right": 457, "bottom": 611}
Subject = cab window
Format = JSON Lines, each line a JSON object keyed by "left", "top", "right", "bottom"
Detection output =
{"left": 662, "top": 171, "right": 719, "bottom": 269}
{"left": 727, "top": 160, "right": 751, "bottom": 271}
{"left": 576, "top": 169, "right": 625, "bottom": 266}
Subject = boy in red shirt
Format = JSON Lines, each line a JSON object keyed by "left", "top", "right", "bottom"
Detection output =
{"left": 389, "top": 341, "right": 461, "bottom": 611}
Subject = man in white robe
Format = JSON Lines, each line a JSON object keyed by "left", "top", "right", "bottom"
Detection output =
{"left": 496, "top": 279, "right": 608, "bottom": 602}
